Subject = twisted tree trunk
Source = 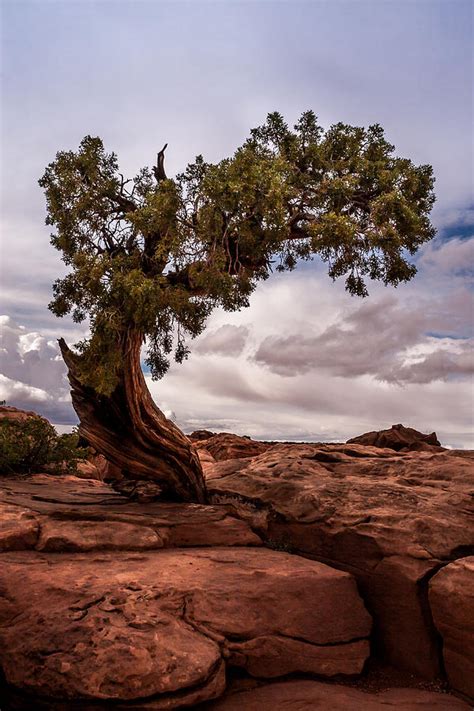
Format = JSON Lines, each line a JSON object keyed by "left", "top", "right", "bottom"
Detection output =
{"left": 59, "top": 330, "right": 207, "bottom": 503}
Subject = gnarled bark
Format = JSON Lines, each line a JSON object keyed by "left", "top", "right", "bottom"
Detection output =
{"left": 59, "top": 330, "right": 207, "bottom": 503}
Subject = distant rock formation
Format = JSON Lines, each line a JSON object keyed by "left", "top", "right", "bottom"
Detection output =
{"left": 189, "top": 429, "right": 216, "bottom": 441}
{"left": 347, "top": 423, "right": 442, "bottom": 451}
{"left": 0, "top": 404, "right": 46, "bottom": 423}
{"left": 193, "top": 432, "right": 271, "bottom": 461}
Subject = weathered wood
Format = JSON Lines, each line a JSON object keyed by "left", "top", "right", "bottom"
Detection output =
{"left": 59, "top": 330, "right": 207, "bottom": 503}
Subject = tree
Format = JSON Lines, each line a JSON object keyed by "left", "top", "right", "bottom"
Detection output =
{"left": 39, "top": 111, "right": 435, "bottom": 502}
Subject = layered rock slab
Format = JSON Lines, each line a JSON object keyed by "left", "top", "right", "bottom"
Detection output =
{"left": 0, "top": 475, "right": 261, "bottom": 551}
{"left": 203, "top": 679, "right": 471, "bottom": 710}
{"left": 429, "top": 557, "right": 474, "bottom": 699}
{"left": 206, "top": 442, "right": 474, "bottom": 678}
{"left": 0, "top": 548, "right": 371, "bottom": 708}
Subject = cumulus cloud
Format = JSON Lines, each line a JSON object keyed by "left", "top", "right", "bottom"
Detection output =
{"left": 382, "top": 344, "right": 474, "bottom": 384}
{"left": 194, "top": 325, "right": 249, "bottom": 356}
{"left": 253, "top": 295, "right": 473, "bottom": 384}
{"left": 418, "top": 237, "right": 474, "bottom": 277}
{"left": 0, "top": 316, "right": 75, "bottom": 423}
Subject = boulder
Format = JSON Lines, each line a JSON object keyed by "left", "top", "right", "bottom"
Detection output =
{"left": 347, "top": 423, "right": 442, "bottom": 451}
{"left": 197, "top": 446, "right": 217, "bottom": 472}
{"left": 189, "top": 429, "right": 216, "bottom": 441}
{"left": 0, "top": 547, "right": 371, "bottom": 708}
{"left": 204, "top": 679, "right": 471, "bottom": 710}
{"left": 197, "top": 432, "right": 271, "bottom": 461}
{"left": 61, "top": 449, "right": 123, "bottom": 483}
{"left": 429, "top": 557, "right": 474, "bottom": 700}
{"left": 74, "top": 458, "right": 104, "bottom": 480}
{"left": 207, "top": 442, "right": 474, "bottom": 678}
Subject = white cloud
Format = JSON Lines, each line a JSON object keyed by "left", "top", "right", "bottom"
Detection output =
{"left": 0, "top": 316, "right": 75, "bottom": 423}
{"left": 0, "top": 373, "right": 50, "bottom": 404}
{"left": 253, "top": 294, "right": 473, "bottom": 383}
{"left": 418, "top": 237, "right": 474, "bottom": 276}
{"left": 194, "top": 325, "right": 249, "bottom": 357}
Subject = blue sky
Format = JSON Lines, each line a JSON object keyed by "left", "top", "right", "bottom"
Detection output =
{"left": 1, "top": 0, "right": 473, "bottom": 446}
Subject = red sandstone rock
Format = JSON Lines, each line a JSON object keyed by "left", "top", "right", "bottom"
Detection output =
{"left": 0, "top": 405, "right": 43, "bottom": 422}
{"left": 347, "top": 423, "right": 442, "bottom": 451}
{"left": 197, "top": 432, "right": 271, "bottom": 461}
{"left": 197, "top": 446, "right": 217, "bottom": 473}
{"left": 207, "top": 442, "right": 474, "bottom": 678}
{"left": 227, "top": 635, "right": 369, "bottom": 678}
{"left": 1, "top": 432, "right": 471, "bottom": 706}
{"left": 204, "top": 679, "right": 471, "bottom": 710}
{"left": 0, "top": 502, "right": 39, "bottom": 550}
{"left": 0, "top": 475, "right": 262, "bottom": 551}
{"left": 37, "top": 519, "right": 164, "bottom": 551}
{"left": 429, "top": 557, "right": 474, "bottom": 700}
{"left": 75, "top": 458, "right": 104, "bottom": 480}
{"left": 0, "top": 548, "right": 371, "bottom": 707}
{"left": 189, "top": 429, "right": 216, "bottom": 441}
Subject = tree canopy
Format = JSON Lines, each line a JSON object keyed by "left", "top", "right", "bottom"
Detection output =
{"left": 40, "top": 111, "right": 435, "bottom": 395}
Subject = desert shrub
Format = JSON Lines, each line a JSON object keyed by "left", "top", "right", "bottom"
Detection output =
{"left": 48, "top": 429, "right": 91, "bottom": 474}
{"left": 0, "top": 417, "right": 89, "bottom": 475}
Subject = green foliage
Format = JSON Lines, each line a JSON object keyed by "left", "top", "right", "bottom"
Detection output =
{"left": 39, "top": 112, "right": 435, "bottom": 394}
{"left": 53, "top": 430, "right": 90, "bottom": 472}
{"left": 0, "top": 418, "right": 89, "bottom": 475}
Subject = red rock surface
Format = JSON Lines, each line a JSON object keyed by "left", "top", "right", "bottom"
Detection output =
{"left": 1, "top": 426, "right": 471, "bottom": 708}
{"left": 347, "top": 423, "right": 442, "bottom": 451}
{"left": 196, "top": 432, "right": 271, "bottom": 461}
{"left": 74, "top": 458, "right": 105, "bottom": 480}
{"left": 196, "top": 446, "right": 217, "bottom": 470}
{"left": 204, "top": 679, "right": 470, "bottom": 710}
{"left": 0, "top": 474, "right": 375, "bottom": 708}
{"left": 0, "top": 475, "right": 262, "bottom": 551}
{"left": 0, "top": 546, "right": 370, "bottom": 708}
{"left": 206, "top": 442, "right": 474, "bottom": 679}
{"left": 429, "top": 557, "right": 474, "bottom": 699}
{"left": 0, "top": 405, "right": 44, "bottom": 422}
{"left": 189, "top": 429, "right": 216, "bottom": 441}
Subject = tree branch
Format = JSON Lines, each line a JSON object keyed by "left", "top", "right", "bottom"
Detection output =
{"left": 153, "top": 143, "right": 168, "bottom": 182}
{"left": 108, "top": 192, "right": 138, "bottom": 214}
{"left": 166, "top": 262, "right": 209, "bottom": 295}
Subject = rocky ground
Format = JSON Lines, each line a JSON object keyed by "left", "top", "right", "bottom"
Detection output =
{"left": 0, "top": 417, "right": 472, "bottom": 709}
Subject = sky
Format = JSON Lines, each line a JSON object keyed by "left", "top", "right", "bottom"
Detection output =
{"left": 1, "top": 0, "right": 473, "bottom": 448}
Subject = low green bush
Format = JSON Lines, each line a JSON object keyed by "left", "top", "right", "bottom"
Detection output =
{"left": 0, "top": 416, "right": 89, "bottom": 475}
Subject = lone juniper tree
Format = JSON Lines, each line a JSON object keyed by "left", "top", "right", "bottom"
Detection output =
{"left": 40, "top": 112, "right": 435, "bottom": 502}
